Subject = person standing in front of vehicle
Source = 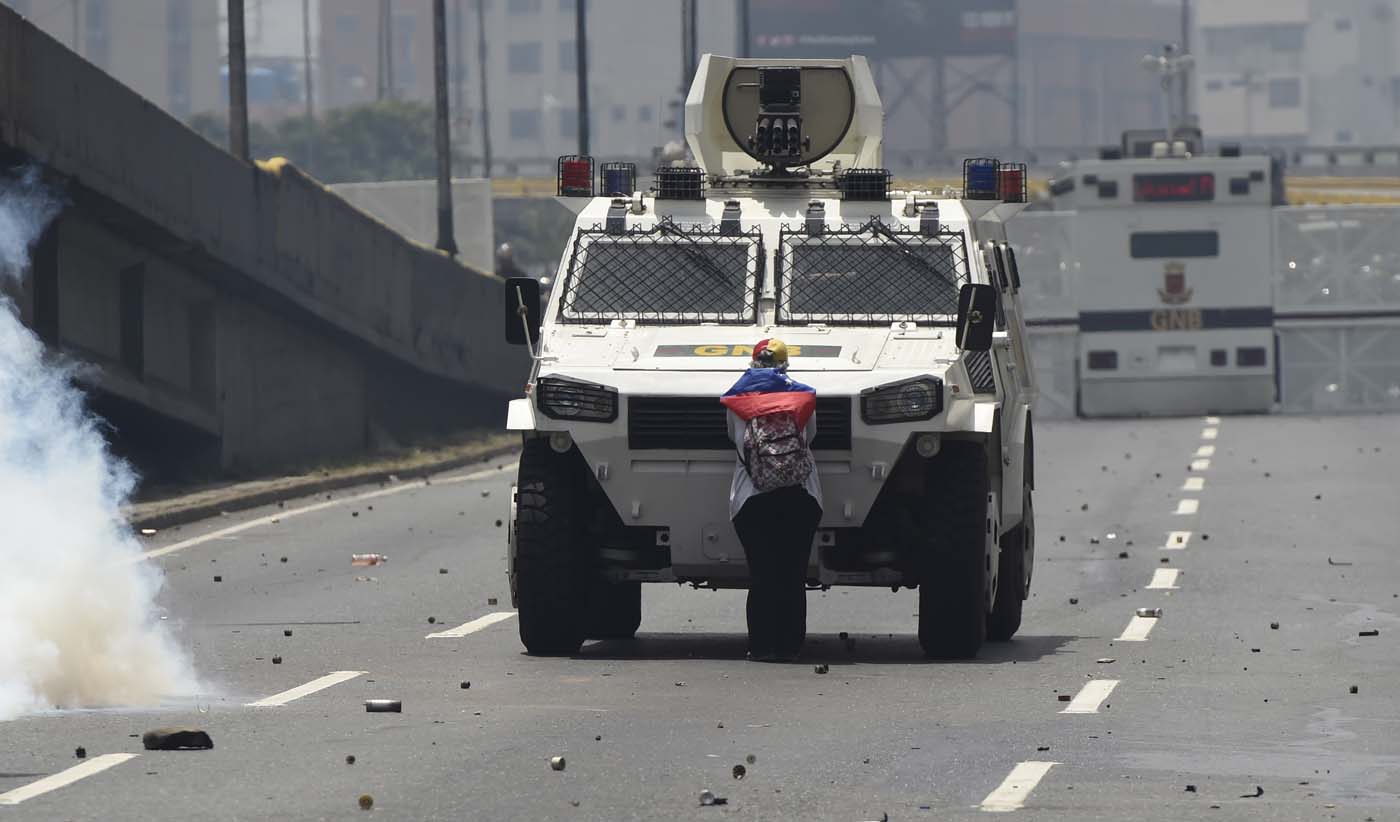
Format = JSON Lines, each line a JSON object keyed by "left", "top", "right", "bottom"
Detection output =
{"left": 721, "top": 339, "right": 823, "bottom": 662}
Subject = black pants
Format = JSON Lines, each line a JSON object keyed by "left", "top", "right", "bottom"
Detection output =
{"left": 733, "top": 487, "right": 822, "bottom": 658}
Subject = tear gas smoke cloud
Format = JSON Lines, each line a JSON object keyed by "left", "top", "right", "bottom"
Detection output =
{"left": 0, "top": 167, "right": 197, "bottom": 719}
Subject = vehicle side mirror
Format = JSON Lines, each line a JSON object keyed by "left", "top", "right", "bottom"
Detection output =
{"left": 956, "top": 283, "right": 996, "bottom": 352}
{"left": 504, "top": 276, "right": 541, "bottom": 345}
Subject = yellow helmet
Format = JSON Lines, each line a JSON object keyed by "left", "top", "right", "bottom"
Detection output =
{"left": 751, "top": 338, "right": 789, "bottom": 368}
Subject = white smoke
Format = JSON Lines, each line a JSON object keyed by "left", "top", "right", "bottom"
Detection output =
{"left": 0, "top": 167, "right": 197, "bottom": 719}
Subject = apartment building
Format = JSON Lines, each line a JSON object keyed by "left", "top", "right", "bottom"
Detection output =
{"left": 2, "top": 0, "right": 220, "bottom": 119}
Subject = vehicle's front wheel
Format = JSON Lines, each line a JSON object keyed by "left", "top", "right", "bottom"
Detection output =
{"left": 917, "top": 440, "right": 988, "bottom": 659}
{"left": 987, "top": 486, "right": 1032, "bottom": 641}
{"left": 585, "top": 581, "right": 642, "bottom": 640}
{"left": 514, "top": 438, "right": 589, "bottom": 655}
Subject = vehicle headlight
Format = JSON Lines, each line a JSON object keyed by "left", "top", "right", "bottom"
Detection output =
{"left": 536, "top": 376, "right": 618, "bottom": 422}
{"left": 859, "top": 376, "right": 943, "bottom": 424}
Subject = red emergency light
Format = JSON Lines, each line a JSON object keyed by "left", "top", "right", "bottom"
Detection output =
{"left": 998, "top": 164, "right": 1027, "bottom": 203}
{"left": 557, "top": 155, "right": 594, "bottom": 197}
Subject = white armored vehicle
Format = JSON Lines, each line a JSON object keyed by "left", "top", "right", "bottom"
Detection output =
{"left": 503, "top": 55, "right": 1036, "bottom": 659}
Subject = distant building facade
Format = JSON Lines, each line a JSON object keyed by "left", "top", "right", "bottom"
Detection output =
{"left": 2, "top": 0, "right": 220, "bottom": 120}
{"left": 1195, "top": 0, "right": 1400, "bottom": 146}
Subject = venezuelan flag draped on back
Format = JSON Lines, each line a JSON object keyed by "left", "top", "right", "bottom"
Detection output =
{"left": 720, "top": 368, "right": 817, "bottom": 428}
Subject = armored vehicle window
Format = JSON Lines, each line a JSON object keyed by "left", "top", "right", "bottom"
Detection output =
{"left": 1130, "top": 231, "right": 1220, "bottom": 258}
{"left": 558, "top": 223, "right": 760, "bottom": 324}
{"left": 776, "top": 221, "right": 968, "bottom": 326}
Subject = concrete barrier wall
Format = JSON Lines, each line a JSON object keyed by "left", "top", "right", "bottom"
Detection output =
{"left": 0, "top": 6, "right": 526, "bottom": 393}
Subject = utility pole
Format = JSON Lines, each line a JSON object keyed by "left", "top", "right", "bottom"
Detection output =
{"left": 576, "top": 0, "right": 589, "bottom": 156}
{"left": 302, "top": 0, "right": 315, "bottom": 171}
{"left": 432, "top": 0, "right": 457, "bottom": 256}
{"left": 1180, "top": 0, "right": 1192, "bottom": 125}
{"left": 681, "top": 0, "right": 697, "bottom": 88}
{"left": 378, "top": 0, "right": 395, "bottom": 100}
{"left": 228, "top": 0, "right": 250, "bottom": 161}
{"left": 476, "top": 0, "right": 492, "bottom": 176}
{"left": 737, "top": 0, "right": 749, "bottom": 58}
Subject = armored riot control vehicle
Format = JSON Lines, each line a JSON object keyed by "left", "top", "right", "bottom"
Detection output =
{"left": 503, "top": 54, "right": 1037, "bottom": 659}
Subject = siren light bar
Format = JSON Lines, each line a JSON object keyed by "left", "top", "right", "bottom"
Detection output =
{"left": 557, "top": 155, "right": 594, "bottom": 197}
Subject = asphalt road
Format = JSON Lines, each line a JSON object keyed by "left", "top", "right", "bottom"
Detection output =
{"left": 3, "top": 415, "right": 1399, "bottom": 820}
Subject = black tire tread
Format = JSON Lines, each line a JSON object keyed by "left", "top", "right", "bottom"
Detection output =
{"left": 987, "top": 490, "right": 1027, "bottom": 641}
{"left": 514, "top": 439, "right": 587, "bottom": 655}
{"left": 918, "top": 440, "right": 988, "bottom": 659}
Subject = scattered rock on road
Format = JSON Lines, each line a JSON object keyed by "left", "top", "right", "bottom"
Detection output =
{"left": 460, "top": 681, "right": 471, "bottom": 689}
{"left": 74, "top": 746, "right": 86, "bottom": 759}
{"left": 1241, "top": 786, "right": 1263, "bottom": 798}
{"left": 284, "top": 629, "right": 293, "bottom": 636}
{"left": 272, "top": 656, "right": 282, "bottom": 664}
{"left": 550, "top": 756, "right": 566, "bottom": 771}
{"left": 814, "top": 664, "right": 829, "bottom": 675}
{"left": 365, "top": 699, "right": 402, "bottom": 713}
{"left": 488, "top": 598, "right": 498, "bottom": 606}
{"left": 1270, "top": 622, "right": 1279, "bottom": 630}
{"left": 1359, "top": 629, "right": 1379, "bottom": 637}
{"left": 142, "top": 727, "right": 214, "bottom": 750}
{"left": 732, "top": 764, "right": 746, "bottom": 780}
{"left": 358, "top": 794, "right": 373, "bottom": 810}
{"left": 346, "top": 755, "right": 356, "bottom": 765}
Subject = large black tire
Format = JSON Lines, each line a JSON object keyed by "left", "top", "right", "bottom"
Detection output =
{"left": 987, "top": 487, "right": 1031, "bottom": 641}
{"left": 918, "top": 440, "right": 989, "bottom": 659}
{"left": 514, "top": 439, "right": 589, "bottom": 655}
{"left": 585, "top": 581, "right": 642, "bottom": 640}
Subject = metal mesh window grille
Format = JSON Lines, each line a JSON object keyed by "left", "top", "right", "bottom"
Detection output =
{"left": 558, "top": 220, "right": 762, "bottom": 324}
{"left": 776, "top": 218, "right": 970, "bottom": 326}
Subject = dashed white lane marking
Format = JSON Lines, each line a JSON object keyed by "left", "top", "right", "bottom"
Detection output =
{"left": 1146, "top": 568, "right": 1180, "bottom": 590}
{"left": 1201, "top": 427, "right": 1218, "bottom": 440}
{"left": 246, "top": 670, "right": 367, "bottom": 707}
{"left": 1194, "top": 444, "right": 1216, "bottom": 457}
{"left": 136, "top": 463, "right": 519, "bottom": 562}
{"left": 1117, "top": 615, "right": 1158, "bottom": 642}
{"left": 1162, "top": 530, "right": 1192, "bottom": 550}
{"left": 0, "top": 754, "right": 140, "bottom": 805}
{"left": 1204, "top": 415, "right": 1221, "bottom": 424}
{"left": 1060, "top": 680, "right": 1120, "bottom": 714}
{"left": 1189, "top": 458, "right": 1210, "bottom": 472}
{"left": 426, "top": 611, "right": 517, "bottom": 638}
{"left": 980, "top": 761, "right": 1058, "bottom": 812}
{"left": 1174, "top": 498, "right": 1199, "bottom": 515}
{"left": 1181, "top": 476, "right": 1205, "bottom": 491}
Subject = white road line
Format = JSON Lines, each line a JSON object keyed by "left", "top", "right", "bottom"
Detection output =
{"left": 1146, "top": 568, "right": 1180, "bottom": 590}
{"left": 136, "top": 463, "right": 518, "bottom": 562}
{"left": 1117, "top": 615, "right": 1158, "bottom": 642}
{"left": 426, "top": 611, "right": 517, "bottom": 638}
{"left": 1194, "top": 444, "right": 1216, "bottom": 457}
{"left": 1181, "top": 476, "right": 1204, "bottom": 491}
{"left": 1161, "top": 530, "right": 1192, "bottom": 550}
{"left": 1189, "top": 458, "right": 1211, "bottom": 472}
{"left": 1174, "top": 498, "right": 1199, "bottom": 515}
{"left": 1204, "top": 415, "right": 1221, "bottom": 424}
{"left": 980, "top": 761, "right": 1058, "bottom": 813}
{"left": 246, "top": 670, "right": 367, "bottom": 707}
{"left": 1201, "top": 427, "right": 1218, "bottom": 440}
{"left": 1060, "top": 679, "right": 1119, "bottom": 714}
{"left": 0, "top": 754, "right": 140, "bottom": 805}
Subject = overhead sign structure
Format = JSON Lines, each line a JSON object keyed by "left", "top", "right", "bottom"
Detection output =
{"left": 749, "top": 0, "right": 1017, "bottom": 59}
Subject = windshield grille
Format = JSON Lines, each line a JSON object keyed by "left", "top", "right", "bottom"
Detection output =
{"left": 776, "top": 219, "right": 969, "bottom": 325}
{"left": 628, "top": 395, "right": 852, "bottom": 451}
{"left": 558, "top": 220, "right": 761, "bottom": 325}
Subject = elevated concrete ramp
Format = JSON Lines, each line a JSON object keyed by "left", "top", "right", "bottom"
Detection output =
{"left": 0, "top": 6, "right": 526, "bottom": 475}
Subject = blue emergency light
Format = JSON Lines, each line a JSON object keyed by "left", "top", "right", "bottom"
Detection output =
{"left": 599, "top": 162, "right": 636, "bottom": 196}
{"left": 963, "top": 158, "right": 1001, "bottom": 200}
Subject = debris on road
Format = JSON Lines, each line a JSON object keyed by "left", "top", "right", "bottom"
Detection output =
{"left": 746, "top": 754, "right": 756, "bottom": 764}
{"left": 732, "top": 764, "right": 746, "bottom": 780}
{"left": 1328, "top": 557, "right": 1353, "bottom": 566}
{"left": 1136, "top": 607, "right": 1163, "bottom": 618}
{"left": 213, "top": 575, "right": 222, "bottom": 582}
{"left": 280, "top": 556, "right": 288, "bottom": 563}
{"left": 814, "top": 664, "right": 829, "bottom": 674}
{"left": 1350, "top": 685, "right": 1359, "bottom": 694}
{"left": 351, "top": 554, "right": 388, "bottom": 566}
{"left": 272, "top": 656, "right": 282, "bottom": 664}
{"left": 1359, "top": 629, "right": 1380, "bottom": 637}
{"left": 439, "top": 568, "right": 449, "bottom": 575}
{"left": 1057, "top": 694, "right": 1072, "bottom": 702}
{"left": 353, "top": 576, "right": 377, "bottom": 583}
{"left": 358, "top": 794, "right": 373, "bottom": 810}
{"left": 496, "top": 519, "right": 503, "bottom": 527}
{"left": 675, "top": 681, "right": 686, "bottom": 687}
{"left": 550, "top": 756, "right": 566, "bottom": 771}
{"left": 1118, "top": 551, "right": 1130, "bottom": 559}
{"left": 427, "top": 616, "right": 437, "bottom": 624}
{"left": 1241, "top": 786, "right": 1263, "bottom": 798}
{"left": 1069, "top": 598, "right": 1079, "bottom": 605}
{"left": 1185, "top": 785, "right": 1197, "bottom": 793}
{"left": 142, "top": 727, "right": 214, "bottom": 750}
{"left": 1097, "top": 658, "right": 1116, "bottom": 664}
{"left": 75, "top": 746, "right": 86, "bottom": 758}
{"left": 460, "top": 681, "right": 471, "bottom": 689}
{"left": 487, "top": 597, "right": 498, "bottom": 606}
{"left": 1037, "top": 746, "right": 1050, "bottom": 752}
{"left": 1270, "top": 622, "right": 1279, "bottom": 630}
{"left": 346, "top": 755, "right": 356, "bottom": 765}
{"left": 698, "top": 789, "right": 728, "bottom": 806}
{"left": 365, "top": 699, "right": 403, "bottom": 713}
{"left": 284, "top": 629, "right": 293, "bottom": 636}
{"left": 481, "top": 490, "right": 490, "bottom": 497}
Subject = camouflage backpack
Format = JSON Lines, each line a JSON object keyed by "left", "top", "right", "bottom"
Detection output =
{"left": 742, "top": 410, "right": 815, "bottom": 492}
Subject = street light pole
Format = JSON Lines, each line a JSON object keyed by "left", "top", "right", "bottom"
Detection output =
{"left": 228, "top": 0, "right": 250, "bottom": 161}
{"left": 432, "top": 0, "right": 457, "bottom": 256}
{"left": 302, "top": 0, "right": 315, "bottom": 172}
{"left": 476, "top": 0, "right": 492, "bottom": 177}
{"left": 576, "top": 0, "right": 589, "bottom": 156}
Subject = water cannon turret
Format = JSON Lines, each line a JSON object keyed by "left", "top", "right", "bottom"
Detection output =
{"left": 684, "top": 54, "right": 882, "bottom": 178}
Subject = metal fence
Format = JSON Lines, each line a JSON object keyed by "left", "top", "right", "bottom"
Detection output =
{"left": 1006, "top": 206, "right": 1400, "bottom": 417}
